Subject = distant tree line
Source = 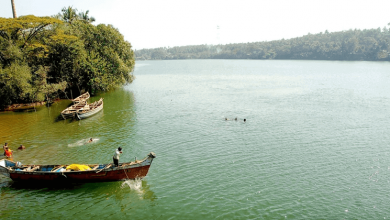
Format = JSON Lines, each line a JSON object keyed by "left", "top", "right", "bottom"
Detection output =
{"left": 135, "top": 28, "right": 390, "bottom": 61}
{"left": 0, "top": 7, "right": 135, "bottom": 109}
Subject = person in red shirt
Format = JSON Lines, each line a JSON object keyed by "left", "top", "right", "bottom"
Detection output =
{"left": 4, "top": 147, "right": 13, "bottom": 158}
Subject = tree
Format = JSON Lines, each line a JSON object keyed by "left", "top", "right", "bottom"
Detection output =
{"left": 0, "top": 9, "right": 135, "bottom": 109}
{"left": 78, "top": 10, "right": 95, "bottom": 23}
{"left": 11, "top": 0, "right": 17, "bottom": 18}
{"left": 57, "top": 6, "right": 79, "bottom": 24}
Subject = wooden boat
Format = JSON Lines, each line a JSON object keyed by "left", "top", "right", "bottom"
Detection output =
{"left": 60, "top": 92, "right": 90, "bottom": 119}
{"left": 0, "top": 152, "right": 156, "bottom": 183}
{"left": 61, "top": 101, "right": 88, "bottom": 119}
{"left": 71, "top": 92, "right": 90, "bottom": 104}
{"left": 76, "top": 98, "right": 104, "bottom": 119}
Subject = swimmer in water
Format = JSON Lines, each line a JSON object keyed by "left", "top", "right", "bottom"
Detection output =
{"left": 88, "top": 138, "right": 93, "bottom": 143}
{"left": 18, "top": 145, "right": 25, "bottom": 150}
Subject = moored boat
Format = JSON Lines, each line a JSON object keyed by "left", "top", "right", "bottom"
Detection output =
{"left": 76, "top": 98, "right": 104, "bottom": 119}
{"left": 61, "top": 101, "right": 88, "bottom": 119}
{"left": 71, "top": 92, "right": 90, "bottom": 104}
{"left": 60, "top": 92, "right": 91, "bottom": 119}
{"left": 0, "top": 152, "right": 156, "bottom": 183}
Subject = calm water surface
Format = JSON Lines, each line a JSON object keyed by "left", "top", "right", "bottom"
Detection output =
{"left": 1, "top": 60, "right": 390, "bottom": 219}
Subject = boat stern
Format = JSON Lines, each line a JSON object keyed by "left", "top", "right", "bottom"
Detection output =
{"left": 0, "top": 159, "right": 15, "bottom": 178}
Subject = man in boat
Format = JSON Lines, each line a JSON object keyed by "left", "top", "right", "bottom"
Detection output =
{"left": 113, "top": 147, "right": 122, "bottom": 167}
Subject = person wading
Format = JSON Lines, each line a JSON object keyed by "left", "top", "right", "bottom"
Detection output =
{"left": 113, "top": 147, "right": 122, "bottom": 167}
{"left": 4, "top": 147, "right": 13, "bottom": 158}
{"left": 3, "top": 143, "right": 9, "bottom": 156}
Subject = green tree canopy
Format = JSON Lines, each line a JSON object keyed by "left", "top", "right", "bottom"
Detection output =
{"left": 0, "top": 8, "right": 135, "bottom": 109}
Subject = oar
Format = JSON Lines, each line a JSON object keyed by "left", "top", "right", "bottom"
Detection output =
{"left": 95, "top": 164, "right": 111, "bottom": 173}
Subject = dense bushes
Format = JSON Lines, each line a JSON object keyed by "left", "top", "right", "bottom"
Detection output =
{"left": 0, "top": 7, "right": 135, "bottom": 108}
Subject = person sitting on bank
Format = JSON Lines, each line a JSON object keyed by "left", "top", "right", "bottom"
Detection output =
{"left": 113, "top": 147, "right": 122, "bottom": 167}
{"left": 4, "top": 147, "right": 13, "bottom": 158}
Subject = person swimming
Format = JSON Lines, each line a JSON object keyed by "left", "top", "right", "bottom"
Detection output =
{"left": 88, "top": 138, "right": 93, "bottom": 143}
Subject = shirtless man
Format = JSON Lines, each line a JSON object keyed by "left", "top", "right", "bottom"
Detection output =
{"left": 3, "top": 143, "right": 8, "bottom": 156}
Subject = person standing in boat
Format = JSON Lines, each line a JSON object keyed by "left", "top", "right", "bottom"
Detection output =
{"left": 113, "top": 147, "right": 122, "bottom": 167}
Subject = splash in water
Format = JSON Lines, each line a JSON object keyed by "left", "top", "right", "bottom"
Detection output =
{"left": 68, "top": 138, "right": 99, "bottom": 147}
{"left": 121, "top": 178, "right": 143, "bottom": 193}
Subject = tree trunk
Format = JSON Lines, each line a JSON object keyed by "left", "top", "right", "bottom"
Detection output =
{"left": 11, "top": 0, "right": 17, "bottom": 18}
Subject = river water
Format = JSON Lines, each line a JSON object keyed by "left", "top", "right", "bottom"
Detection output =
{"left": 1, "top": 60, "right": 390, "bottom": 219}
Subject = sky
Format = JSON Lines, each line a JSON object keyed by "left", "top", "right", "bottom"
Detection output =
{"left": 1, "top": 0, "right": 390, "bottom": 50}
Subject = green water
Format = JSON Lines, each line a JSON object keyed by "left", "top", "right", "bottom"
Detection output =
{"left": 1, "top": 60, "right": 390, "bottom": 219}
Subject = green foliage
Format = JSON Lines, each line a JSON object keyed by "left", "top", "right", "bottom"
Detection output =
{"left": 0, "top": 63, "right": 32, "bottom": 105}
{"left": 0, "top": 7, "right": 135, "bottom": 109}
{"left": 135, "top": 28, "right": 390, "bottom": 61}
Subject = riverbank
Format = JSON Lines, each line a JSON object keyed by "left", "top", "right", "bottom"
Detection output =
{"left": 1, "top": 100, "right": 58, "bottom": 112}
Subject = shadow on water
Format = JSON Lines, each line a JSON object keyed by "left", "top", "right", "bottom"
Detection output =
{"left": 0, "top": 173, "right": 153, "bottom": 191}
{"left": 8, "top": 181, "right": 86, "bottom": 190}
{"left": 0, "top": 178, "right": 156, "bottom": 202}
{"left": 54, "top": 115, "right": 78, "bottom": 123}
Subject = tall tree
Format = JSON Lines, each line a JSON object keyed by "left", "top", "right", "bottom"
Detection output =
{"left": 11, "top": 0, "right": 17, "bottom": 18}
{"left": 78, "top": 10, "right": 95, "bottom": 23}
{"left": 57, "top": 6, "right": 78, "bottom": 24}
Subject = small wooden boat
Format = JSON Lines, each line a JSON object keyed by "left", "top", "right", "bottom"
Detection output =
{"left": 61, "top": 101, "right": 88, "bottom": 119}
{"left": 0, "top": 152, "right": 156, "bottom": 183}
{"left": 60, "top": 92, "right": 90, "bottom": 119}
{"left": 76, "top": 98, "right": 104, "bottom": 119}
{"left": 71, "top": 92, "right": 90, "bottom": 104}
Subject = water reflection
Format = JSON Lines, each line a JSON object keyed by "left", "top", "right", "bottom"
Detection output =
{"left": 0, "top": 178, "right": 156, "bottom": 218}
{"left": 1, "top": 179, "right": 156, "bottom": 202}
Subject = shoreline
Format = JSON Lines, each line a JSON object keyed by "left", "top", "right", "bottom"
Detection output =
{"left": 1, "top": 99, "right": 60, "bottom": 112}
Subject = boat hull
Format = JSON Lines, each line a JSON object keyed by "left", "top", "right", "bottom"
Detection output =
{"left": 9, "top": 165, "right": 151, "bottom": 183}
{"left": 77, "top": 102, "right": 103, "bottom": 119}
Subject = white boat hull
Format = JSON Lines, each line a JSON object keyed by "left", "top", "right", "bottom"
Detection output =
{"left": 77, "top": 102, "right": 103, "bottom": 119}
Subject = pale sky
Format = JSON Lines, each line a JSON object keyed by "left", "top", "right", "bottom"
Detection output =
{"left": 1, "top": 0, "right": 390, "bottom": 49}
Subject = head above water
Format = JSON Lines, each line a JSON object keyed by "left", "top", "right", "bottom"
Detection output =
{"left": 118, "top": 147, "right": 122, "bottom": 151}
